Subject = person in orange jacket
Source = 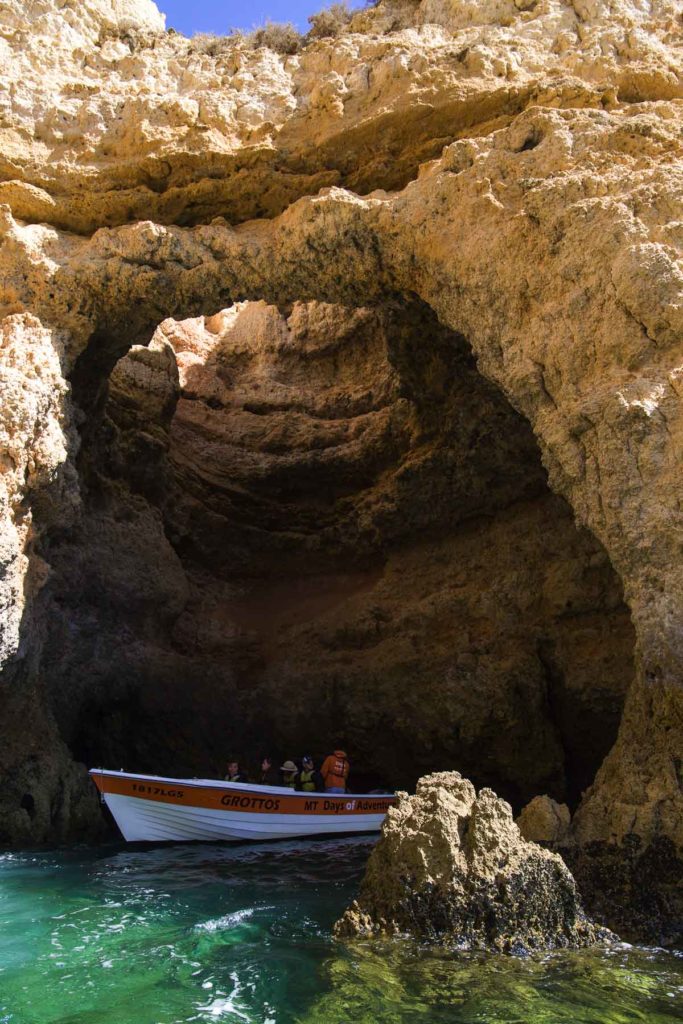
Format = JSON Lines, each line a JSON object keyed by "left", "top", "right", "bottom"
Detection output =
{"left": 320, "top": 749, "right": 350, "bottom": 793}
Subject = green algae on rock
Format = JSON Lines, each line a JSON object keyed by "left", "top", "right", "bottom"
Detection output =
{"left": 335, "top": 772, "right": 609, "bottom": 953}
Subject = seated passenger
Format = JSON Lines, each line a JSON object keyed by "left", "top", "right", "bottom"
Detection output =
{"left": 279, "top": 760, "right": 299, "bottom": 789}
{"left": 298, "top": 755, "right": 323, "bottom": 793}
{"left": 320, "top": 749, "right": 350, "bottom": 793}
{"left": 257, "top": 755, "right": 277, "bottom": 786}
{"left": 224, "top": 759, "right": 248, "bottom": 783}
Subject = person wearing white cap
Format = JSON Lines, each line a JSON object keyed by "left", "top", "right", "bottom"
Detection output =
{"left": 279, "top": 760, "right": 299, "bottom": 789}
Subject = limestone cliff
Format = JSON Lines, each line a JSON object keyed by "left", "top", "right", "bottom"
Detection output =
{"left": 0, "top": 0, "right": 681, "bottom": 942}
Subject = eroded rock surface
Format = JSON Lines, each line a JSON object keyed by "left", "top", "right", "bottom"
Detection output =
{"left": 2, "top": 0, "right": 679, "bottom": 233}
{"left": 335, "top": 772, "right": 607, "bottom": 952}
{"left": 517, "top": 795, "right": 572, "bottom": 845}
{"left": 0, "top": 0, "right": 681, "bottom": 942}
{"left": 44, "top": 299, "right": 630, "bottom": 809}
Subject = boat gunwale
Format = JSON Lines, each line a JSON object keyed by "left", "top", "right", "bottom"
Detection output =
{"left": 89, "top": 767, "right": 394, "bottom": 801}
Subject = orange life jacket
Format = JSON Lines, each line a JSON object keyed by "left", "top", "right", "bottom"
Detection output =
{"left": 321, "top": 751, "right": 349, "bottom": 790}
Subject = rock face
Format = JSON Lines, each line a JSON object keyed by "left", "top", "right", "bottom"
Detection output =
{"left": 0, "top": 0, "right": 681, "bottom": 941}
{"left": 335, "top": 772, "right": 606, "bottom": 952}
{"left": 517, "top": 795, "right": 572, "bottom": 845}
{"left": 44, "top": 299, "right": 631, "bottom": 809}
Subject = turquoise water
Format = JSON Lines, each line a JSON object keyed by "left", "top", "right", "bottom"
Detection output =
{"left": 0, "top": 839, "right": 681, "bottom": 1024}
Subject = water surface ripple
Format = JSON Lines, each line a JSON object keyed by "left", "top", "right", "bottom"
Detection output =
{"left": 0, "top": 840, "right": 680, "bottom": 1023}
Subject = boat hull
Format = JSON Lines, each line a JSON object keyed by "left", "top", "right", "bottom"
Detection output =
{"left": 90, "top": 769, "right": 395, "bottom": 843}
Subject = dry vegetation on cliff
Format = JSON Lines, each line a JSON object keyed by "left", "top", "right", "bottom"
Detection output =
{"left": 105, "top": 0, "right": 360, "bottom": 55}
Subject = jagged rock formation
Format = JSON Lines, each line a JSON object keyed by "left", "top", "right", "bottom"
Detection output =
{"left": 517, "top": 795, "right": 572, "bottom": 844}
{"left": 0, "top": 0, "right": 681, "bottom": 941}
{"left": 335, "top": 772, "right": 607, "bottom": 951}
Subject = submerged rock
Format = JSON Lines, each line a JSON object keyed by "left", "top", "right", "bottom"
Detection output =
{"left": 335, "top": 773, "right": 609, "bottom": 953}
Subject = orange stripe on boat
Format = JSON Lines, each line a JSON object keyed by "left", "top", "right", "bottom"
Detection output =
{"left": 92, "top": 774, "right": 396, "bottom": 817}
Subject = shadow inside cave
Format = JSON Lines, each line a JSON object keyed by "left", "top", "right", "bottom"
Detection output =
{"left": 20, "top": 293, "right": 636, "bottom": 829}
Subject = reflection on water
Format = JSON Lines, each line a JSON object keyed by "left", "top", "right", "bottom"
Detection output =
{"left": 0, "top": 840, "right": 680, "bottom": 1024}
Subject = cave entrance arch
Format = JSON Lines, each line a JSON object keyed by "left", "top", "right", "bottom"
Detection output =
{"left": 1, "top": 93, "right": 679, "bottom": 938}
{"left": 54, "top": 291, "right": 635, "bottom": 812}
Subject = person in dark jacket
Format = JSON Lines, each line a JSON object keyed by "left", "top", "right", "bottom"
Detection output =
{"left": 224, "top": 759, "right": 248, "bottom": 783}
{"left": 297, "top": 755, "right": 323, "bottom": 793}
{"left": 257, "top": 755, "right": 277, "bottom": 786}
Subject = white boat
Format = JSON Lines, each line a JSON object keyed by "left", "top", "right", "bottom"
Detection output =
{"left": 90, "top": 768, "right": 396, "bottom": 843}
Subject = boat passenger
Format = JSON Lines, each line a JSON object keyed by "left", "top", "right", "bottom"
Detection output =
{"left": 279, "top": 760, "right": 299, "bottom": 789}
{"left": 224, "top": 759, "right": 248, "bottom": 783}
{"left": 298, "top": 756, "right": 323, "bottom": 793}
{"left": 320, "top": 749, "right": 350, "bottom": 793}
{"left": 257, "top": 755, "right": 277, "bottom": 786}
